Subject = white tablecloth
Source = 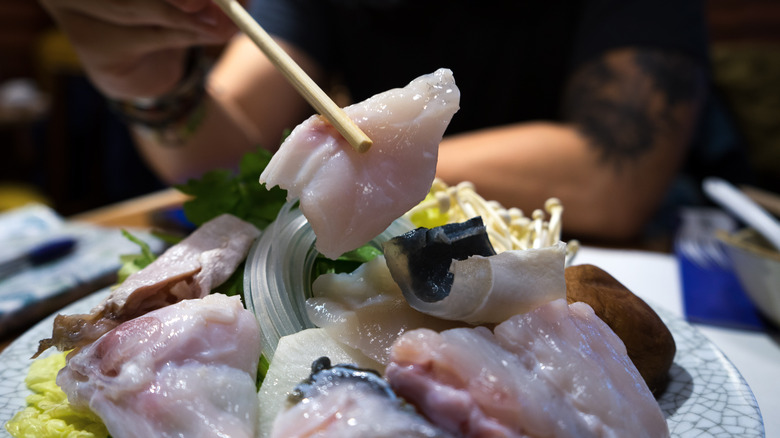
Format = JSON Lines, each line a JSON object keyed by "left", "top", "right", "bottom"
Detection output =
{"left": 575, "top": 246, "right": 780, "bottom": 438}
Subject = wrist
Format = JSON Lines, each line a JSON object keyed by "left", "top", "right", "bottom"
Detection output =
{"left": 108, "top": 48, "right": 208, "bottom": 146}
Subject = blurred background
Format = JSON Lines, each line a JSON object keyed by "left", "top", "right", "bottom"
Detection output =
{"left": 0, "top": 0, "right": 167, "bottom": 216}
{"left": 0, "top": 0, "right": 778, "bottom": 217}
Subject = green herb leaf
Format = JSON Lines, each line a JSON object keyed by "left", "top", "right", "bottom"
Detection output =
{"left": 174, "top": 148, "right": 288, "bottom": 230}
{"left": 116, "top": 230, "right": 158, "bottom": 284}
{"left": 212, "top": 261, "right": 246, "bottom": 299}
{"left": 310, "top": 244, "right": 383, "bottom": 281}
{"left": 257, "top": 354, "right": 270, "bottom": 390}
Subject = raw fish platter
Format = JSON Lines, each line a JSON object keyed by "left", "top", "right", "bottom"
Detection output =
{"left": 2, "top": 69, "right": 762, "bottom": 438}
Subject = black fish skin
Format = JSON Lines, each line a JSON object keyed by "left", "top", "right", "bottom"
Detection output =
{"left": 383, "top": 217, "right": 496, "bottom": 303}
{"left": 278, "top": 356, "right": 456, "bottom": 438}
{"left": 288, "top": 357, "right": 393, "bottom": 405}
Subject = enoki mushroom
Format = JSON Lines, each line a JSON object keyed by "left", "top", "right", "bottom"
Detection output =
{"left": 405, "top": 179, "right": 580, "bottom": 262}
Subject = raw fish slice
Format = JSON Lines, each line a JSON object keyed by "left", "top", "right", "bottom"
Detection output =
{"left": 306, "top": 255, "right": 462, "bottom": 365}
{"left": 57, "top": 293, "right": 262, "bottom": 438}
{"left": 36, "top": 214, "right": 260, "bottom": 356}
{"left": 260, "top": 68, "right": 460, "bottom": 259}
{"left": 383, "top": 217, "right": 497, "bottom": 303}
{"left": 270, "top": 357, "right": 454, "bottom": 438}
{"left": 413, "top": 243, "right": 567, "bottom": 324}
{"left": 384, "top": 218, "right": 566, "bottom": 324}
{"left": 386, "top": 299, "right": 670, "bottom": 438}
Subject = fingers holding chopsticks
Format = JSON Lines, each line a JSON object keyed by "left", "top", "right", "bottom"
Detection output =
{"left": 41, "top": 0, "right": 235, "bottom": 35}
{"left": 38, "top": 0, "right": 237, "bottom": 99}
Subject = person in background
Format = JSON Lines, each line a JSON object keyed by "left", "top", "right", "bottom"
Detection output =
{"left": 37, "top": 0, "right": 752, "bottom": 244}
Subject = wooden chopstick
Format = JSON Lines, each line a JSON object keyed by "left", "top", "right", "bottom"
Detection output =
{"left": 212, "top": 0, "right": 373, "bottom": 153}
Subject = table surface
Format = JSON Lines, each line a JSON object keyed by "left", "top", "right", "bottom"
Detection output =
{"left": 69, "top": 187, "right": 190, "bottom": 228}
{"left": 2, "top": 188, "right": 778, "bottom": 437}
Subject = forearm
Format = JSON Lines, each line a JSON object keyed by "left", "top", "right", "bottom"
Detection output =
{"left": 438, "top": 48, "right": 706, "bottom": 242}
{"left": 131, "top": 36, "right": 320, "bottom": 184}
{"left": 131, "top": 84, "right": 258, "bottom": 184}
{"left": 436, "top": 122, "right": 658, "bottom": 240}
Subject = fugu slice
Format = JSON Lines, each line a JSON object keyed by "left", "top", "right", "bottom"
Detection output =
{"left": 270, "top": 357, "right": 454, "bottom": 438}
{"left": 384, "top": 217, "right": 566, "bottom": 324}
{"left": 57, "top": 293, "right": 262, "bottom": 438}
{"left": 386, "top": 299, "right": 670, "bottom": 438}
{"left": 260, "top": 68, "right": 460, "bottom": 259}
{"left": 36, "top": 213, "right": 260, "bottom": 356}
{"left": 382, "top": 217, "right": 498, "bottom": 303}
{"left": 306, "top": 255, "right": 462, "bottom": 365}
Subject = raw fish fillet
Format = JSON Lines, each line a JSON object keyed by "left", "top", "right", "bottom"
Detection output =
{"left": 35, "top": 214, "right": 260, "bottom": 356}
{"left": 270, "top": 357, "right": 454, "bottom": 438}
{"left": 420, "top": 244, "right": 566, "bottom": 324}
{"left": 386, "top": 299, "right": 670, "bottom": 438}
{"left": 260, "top": 68, "right": 460, "bottom": 259}
{"left": 58, "top": 293, "right": 262, "bottom": 438}
{"left": 306, "top": 255, "right": 462, "bottom": 365}
{"left": 383, "top": 216, "right": 567, "bottom": 324}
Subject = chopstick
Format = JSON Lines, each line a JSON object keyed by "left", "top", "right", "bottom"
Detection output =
{"left": 212, "top": 0, "right": 373, "bottom": 153}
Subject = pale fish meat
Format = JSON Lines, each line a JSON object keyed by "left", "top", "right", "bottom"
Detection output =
{"left": 270, "top": 357, "right": 454, "bottom": 438}
{"left": 306, "top": 255, "right": 462, "bottom": 365}
{"left": 383, "top": 218, "right": 567, "bottom": 324}
{"left": 386, "top": 299, "right": 670, "bottom": 438}
{"left": 35, "top": 213, "right": 260, "bottom": 356}
{"left": 57, "top": 293, "right": 262, "bottom": 438}
{"left": 260, "top": 68, "right": 460, "bottom": 259}
{"left": 422, "top": 244, "right": 567, "bottom": 324}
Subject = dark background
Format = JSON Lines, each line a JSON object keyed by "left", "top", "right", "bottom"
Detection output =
{"left": 1, "top": 0, "right": 778, "bottom": 217}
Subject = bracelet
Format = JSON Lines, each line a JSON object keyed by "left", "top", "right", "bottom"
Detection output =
{"left": 108, "top": 48, "right": 208, "bottom": 145}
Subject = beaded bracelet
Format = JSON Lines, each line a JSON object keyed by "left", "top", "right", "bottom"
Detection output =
{"left": 108, "top": 48, "right": 208, "bottom": 146}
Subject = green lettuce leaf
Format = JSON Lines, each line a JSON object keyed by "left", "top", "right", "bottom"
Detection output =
{"left": 116, "top": 230, "right": 158, "bottom": 284}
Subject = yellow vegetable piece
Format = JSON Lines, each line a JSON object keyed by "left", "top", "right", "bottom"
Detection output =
{"left": 5, "top": 352, "right": 108, "bottom": 438}
{"left": 407, "top": 192, "right": 449, "bottom": 229}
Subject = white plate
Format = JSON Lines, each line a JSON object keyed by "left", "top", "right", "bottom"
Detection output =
{"left": 0, "top": 289, "right": 764, "bottom": 437}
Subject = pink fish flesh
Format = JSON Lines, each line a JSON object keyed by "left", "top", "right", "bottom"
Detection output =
{"left": 259, "top": 68, "right": 460, "bottom": 259}
{"left": 57, "top": 293, "right": 262, "bottom": 438}
{"left": 385, "top": 299, "right": 670, "bottom": 438}
{"left": 35, "top": 213, "right": 260, "bottom": 355}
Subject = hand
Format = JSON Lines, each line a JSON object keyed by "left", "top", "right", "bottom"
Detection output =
{"left": 39, "top": 0, "right": 237, "bottom": 99}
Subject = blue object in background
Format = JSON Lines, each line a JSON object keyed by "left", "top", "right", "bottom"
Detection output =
{"left": 0, "top": 237, "right": 76, "bottom": 280}
{"left": 675, "top": 207, "right": 772, "bottom": 332}
{"left": 27, "top": 237, "right": 77, "bottom": 265}
{"left": 677, "top": 250, "right": 769, "bottom": 331}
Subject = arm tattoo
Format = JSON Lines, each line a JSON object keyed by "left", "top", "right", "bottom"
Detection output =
{"left": 562, "top": 49, "right": 705, "bottom": 171}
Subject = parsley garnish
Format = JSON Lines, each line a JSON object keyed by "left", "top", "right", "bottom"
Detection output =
{"left": 174, "top": 147, "right": 288, "bottom": 229}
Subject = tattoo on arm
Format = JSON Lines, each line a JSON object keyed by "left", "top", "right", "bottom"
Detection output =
{"left": 562, "top": 49, "right": 705, "bottom": 171}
